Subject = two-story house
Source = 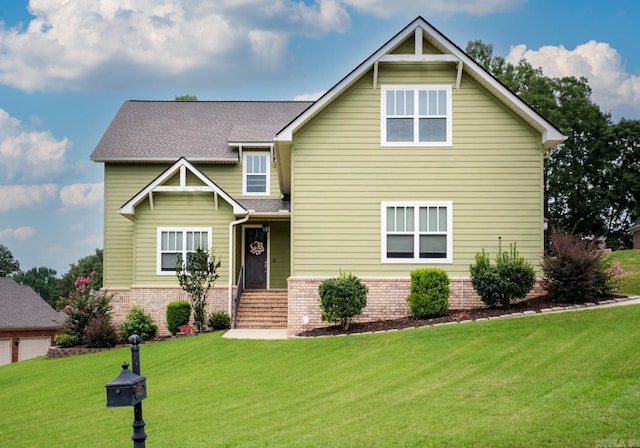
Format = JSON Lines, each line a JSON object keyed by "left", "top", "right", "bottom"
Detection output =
{"left": 91, "top": 17, "right": 565, "bottom": 335}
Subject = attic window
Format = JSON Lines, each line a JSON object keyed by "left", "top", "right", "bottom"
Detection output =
{"left": 243, "top": 152, "right": 270, "bottom": 196}
{"left": 381, "top": 85, "right": 452, "bottom": 146}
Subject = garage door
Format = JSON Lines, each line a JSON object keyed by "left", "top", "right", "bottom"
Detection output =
{"left": 0, "top": 339, "right": 11, "bottom": 366}
{"left": 18, "top": 337, "right": 51, "bottom": 361}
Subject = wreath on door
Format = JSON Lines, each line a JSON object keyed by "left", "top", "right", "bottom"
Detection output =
{"left": 249, "top": 241, "right": 265, "bottom": 256}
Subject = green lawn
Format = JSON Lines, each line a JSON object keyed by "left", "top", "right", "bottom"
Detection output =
{"left": 612, "top": 249, "right": 640, "bottom": 295}
{"left": 1, "top": 306, "right": 639, "bottom": 447}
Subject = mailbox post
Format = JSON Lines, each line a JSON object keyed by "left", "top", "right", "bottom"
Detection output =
{"left": 106, "top": 335, "right": 147, "bottom": 448}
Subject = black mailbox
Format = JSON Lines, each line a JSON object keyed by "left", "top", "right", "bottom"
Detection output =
{"left": 106, "top": 362, "right": 147, "bottom": 407}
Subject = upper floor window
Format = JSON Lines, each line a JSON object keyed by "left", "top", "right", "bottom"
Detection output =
{"left": 243, "top": 152, "right": 270, "bottom": 195}
{"left": 381, "top": 85, "right": 452, "bottom": 146}
{"left": 157, "top": 227, "right": 211, "bottom": 275}
{"left": 381, "top": 201, "right": 453, "bottom": 263}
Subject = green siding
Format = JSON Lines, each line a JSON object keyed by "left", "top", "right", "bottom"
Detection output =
{"left": 103, "top": 159, "right": 282, "bottom": 288}
{"left": 268, "top": 222, "right": 291, "bottom": 288}
{"left": 290, "top": 64, "right": 544, "bottom": 278}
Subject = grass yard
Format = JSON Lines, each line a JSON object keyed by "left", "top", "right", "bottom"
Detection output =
{"left": 1, "top": 305, "right": 639, "bottom": 447}
{"left": 612, "top": 249, "right": 640, "bottom": 295}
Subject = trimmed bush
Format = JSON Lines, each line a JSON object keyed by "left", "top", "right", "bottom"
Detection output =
{"left": 318, "top": 272, "right": 368, "bottom": 330}
{"left": 470, "top": 241, "right": 536, "bottom": 307}
{"left": 83, "top": 315, "right": 119, "bottom": 348}
{"left": 120, "top": 305, "right": 158, "bottom": 341}
{"left": 54, "top": 333, "right": 79, "bottom": 348}
{"left": 208, "top": 311, "right": 231, "bottom": 331}
{"left": 166, "top": 301, "right": 191, "bottom": 335}
{"left": 541, "top": 228, "right": 623, "bottom": 303}
{"left": 407, "top": 268, "right": 450, "bottom": 319}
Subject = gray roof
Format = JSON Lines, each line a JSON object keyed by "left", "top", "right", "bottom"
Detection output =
{"left": 237, "top": 198, "right": 290, "bottom": 213}
{"left": 91, "top": 101, "right": 312, "bottom": 163}
{"left": 0, "top": 277, "right": 64, "bottom": 329}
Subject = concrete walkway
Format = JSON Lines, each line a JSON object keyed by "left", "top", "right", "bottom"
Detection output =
{"left": 221, "top": 296, "right": 640, "bottom": 340}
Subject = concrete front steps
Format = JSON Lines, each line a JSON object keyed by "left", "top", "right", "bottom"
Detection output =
{"left": 235, "top": 289, "right": 288, "bottom": 329}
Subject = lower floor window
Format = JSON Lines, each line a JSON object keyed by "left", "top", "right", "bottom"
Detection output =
{"left": 157, "top": 227, "right": 211, "bottom": 274}
{"left": 382, "top": 201, "right": 452, "bottom": 263}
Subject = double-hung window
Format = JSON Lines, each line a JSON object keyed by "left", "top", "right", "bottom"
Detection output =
{"left": 157, "top": 227, "right": 212, "bottom": 274}
{"left": 382, "top": 85, "right": 452, "bottom": 146}
{"left": 382, "top": 201, "right": 452, "bottom": 263}
{"left": 243, "top": 152, "right": 270, "bottom": 195}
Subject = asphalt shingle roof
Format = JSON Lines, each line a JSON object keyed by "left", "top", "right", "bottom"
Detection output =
{"left": 91, "top": 101, "right": 313, "bottom": 162}
{"left": 0, "top": 277, "right": 64, "bottom": 329}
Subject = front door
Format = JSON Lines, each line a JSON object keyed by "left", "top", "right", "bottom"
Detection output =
{"left": 244, "top": 227, "right": 267, "bottom": 289}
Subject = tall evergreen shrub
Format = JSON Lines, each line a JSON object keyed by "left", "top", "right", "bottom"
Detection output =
{"left": 407, "top": 268, "right": 450, "bottom": 319}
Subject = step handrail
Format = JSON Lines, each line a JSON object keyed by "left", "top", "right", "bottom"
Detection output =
{"left": 232, "top": 265, "right": 244, "bottom": 328}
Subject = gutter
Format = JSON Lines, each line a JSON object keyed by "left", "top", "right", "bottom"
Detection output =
{"left": 228, "top": 214, "right": 250, "bottom": 316}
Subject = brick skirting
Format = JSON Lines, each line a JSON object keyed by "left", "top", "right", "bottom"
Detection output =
{"left": 287, "top": 277, "right": 545, "bottom": 335}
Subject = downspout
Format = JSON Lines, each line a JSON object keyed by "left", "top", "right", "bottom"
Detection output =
{"left": 228, "top": 214, "right": 249, "bottom": 316}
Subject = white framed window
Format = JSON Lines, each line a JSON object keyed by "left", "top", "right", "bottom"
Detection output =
{"left": 157, "top": 227, "right": 212, "bottom": 275}
{"left": 381, "top": 201, "right": 453, "bottom": 263}
{"left": 381, "top": 85, "right": 452, "bottom": 146}
{"left": 243, "top": 152, "right": 270, "bottom": 195}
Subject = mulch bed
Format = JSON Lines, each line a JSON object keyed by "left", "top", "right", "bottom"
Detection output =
{"left": 297, "top": 295, "right": 623, "bottom": 337}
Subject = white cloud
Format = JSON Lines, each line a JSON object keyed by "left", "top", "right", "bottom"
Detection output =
{"left": 0, "top": 0, "right": 352, "bottom": 92}
{"left": 294, "top": 90, "right": 326, "bottom": 101}
{"left": 343, "top": 0, "right": 524, "bottom": 17}
{"left": 59, "top": 183, "right": 104, "bottom": 208}
{"left": 0, "top": 227, "right": 37, "bottom": 240}
{"left": 0, "top": 109, "right": 70, "bottom": 182}
{"left": 0, "top": 184, "right": 58, "bottom": 211}
{"left": 506, "top": 41, "right": 640, "bottom": 117}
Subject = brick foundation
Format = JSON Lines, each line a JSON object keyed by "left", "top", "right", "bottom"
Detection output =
{"left": 105, "top": 286, "right": 233, "bottom": 336}
{"left": 288, "top": 277, "right": 545, "bottom": 335}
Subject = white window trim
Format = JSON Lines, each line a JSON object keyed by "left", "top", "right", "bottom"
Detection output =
{"left": 381, "top": 201, "right": 453, "bottom": 263}
{"left": 381, "top": 85, "right": 453, "bottom": 147}
{"left": 156, "top": 227, "right": 213, "bottom": 276}
{"left": 242, "top": 152, "right": 270, "bottom": 196}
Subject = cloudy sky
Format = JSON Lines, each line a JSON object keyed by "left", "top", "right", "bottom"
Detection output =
{"left": 0, "top": 0, "right": 638, "bottom": 275}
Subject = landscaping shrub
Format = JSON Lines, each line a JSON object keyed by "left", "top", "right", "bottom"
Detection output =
{"left": 120, "top": 305, "right": 158, "bottom": 341}
{"left": 83, "top": 315, "right": 119, "bottom": 348}
{"left": 318, "top": 272, "right": 368, "bottom": 330}
{"left": 208, "top": 311, "right": 231, "bottom": 331}
{"left": 54, "top": 333, "right": 79, "bottom": 348}
{"left": 166, "top": 301, "right": 191, "bottom": 335}
{"left": 407, "top": 268, "right": 450, "bottom": 319}
{"left": 541, "top": 228, "right": 623, "bottom": 303}
{"left": 470, "top": 241, "right": 536, "bottom": 307}
{"left": 56, "top": 272, "right": 114, "bottom": 346}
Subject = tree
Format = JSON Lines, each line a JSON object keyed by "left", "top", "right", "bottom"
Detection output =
{"left": 466, "top": 41, "right": 616, "bottom": 242}
{"left": 176, "top": 247, "right": 221, "bottom": 332}
{"left": 12, "top": 267, "right": 59, "bottom": 306}
{"left": 175, "top": 94, "right": 198, "bottom": 101}
{"left": 55, "top": 249, "right": 103, "bottom": 299}
{"left": 0, "top": 242, "right": 20, "bottom": 276}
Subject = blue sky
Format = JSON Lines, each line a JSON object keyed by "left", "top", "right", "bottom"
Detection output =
{"left": 1, "top": 0, "right": 639, "bottom": 275}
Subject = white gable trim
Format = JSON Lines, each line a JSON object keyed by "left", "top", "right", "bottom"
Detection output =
{"left": 119, "top": 158, "right": 246, "bottom": 218}
{"left": 275, "top": 16, "right": 565, "bottom": 151}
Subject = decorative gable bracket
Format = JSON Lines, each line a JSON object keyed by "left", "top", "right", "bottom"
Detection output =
{"left": 119, "top": 158, "right": 246, "bottom": 219}
{"left": 372, "top": 27, "right": 464, "bottom": 89}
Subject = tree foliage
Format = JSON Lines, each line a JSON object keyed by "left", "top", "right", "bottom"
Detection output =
{"left": 176, "top": 247, "right": 221, "bottom": 332}
{"left": 54, "top": 249, "right": 103, "bottom": 299}
{"left": 175, "top": 94, "right": 198, "bottom": 101}
{"left": 0, "top": 242, "right": 20, "bottom": 276}
{"left": 12, "top": 266, "right": 59, "bottom": 306}
{"left": 466, "top": 41, "right": 638, "bottom": 247}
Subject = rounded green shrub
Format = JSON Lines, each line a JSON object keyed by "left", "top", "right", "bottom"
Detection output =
{"left": 407, "top": 268, "right": 450, "bottom": 319}
{"left": 318, "top": 272, "right": 368, "bottom": 330}
{"left": 120, "top": 305, "right": 158, "bottom": 341}
{"left": 207, "top": 311, "right": 231, "bottom": 331}
{"left": 166, "top": 301, "right": 191, "bottom": 336}
{"left": 54, "top": 333, "right": 80, "bottom": 348}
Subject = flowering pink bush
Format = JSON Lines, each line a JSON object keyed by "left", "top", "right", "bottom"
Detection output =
{"left": 55, "top": 272, "right": 116, "bottom": 347}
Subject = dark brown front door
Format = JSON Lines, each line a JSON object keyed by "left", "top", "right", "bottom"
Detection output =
{"left": 245, "top": 227, "right": 267, "bottom": 289}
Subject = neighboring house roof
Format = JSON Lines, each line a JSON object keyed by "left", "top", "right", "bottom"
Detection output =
{"left": 90, "top": 101, "right": 312, "bottom": 163}
{"left": 276, "top": 16, "right": 566, "bottom": 151}
{"left": 0, "top": 277, "right": 63, "bottom": 329}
